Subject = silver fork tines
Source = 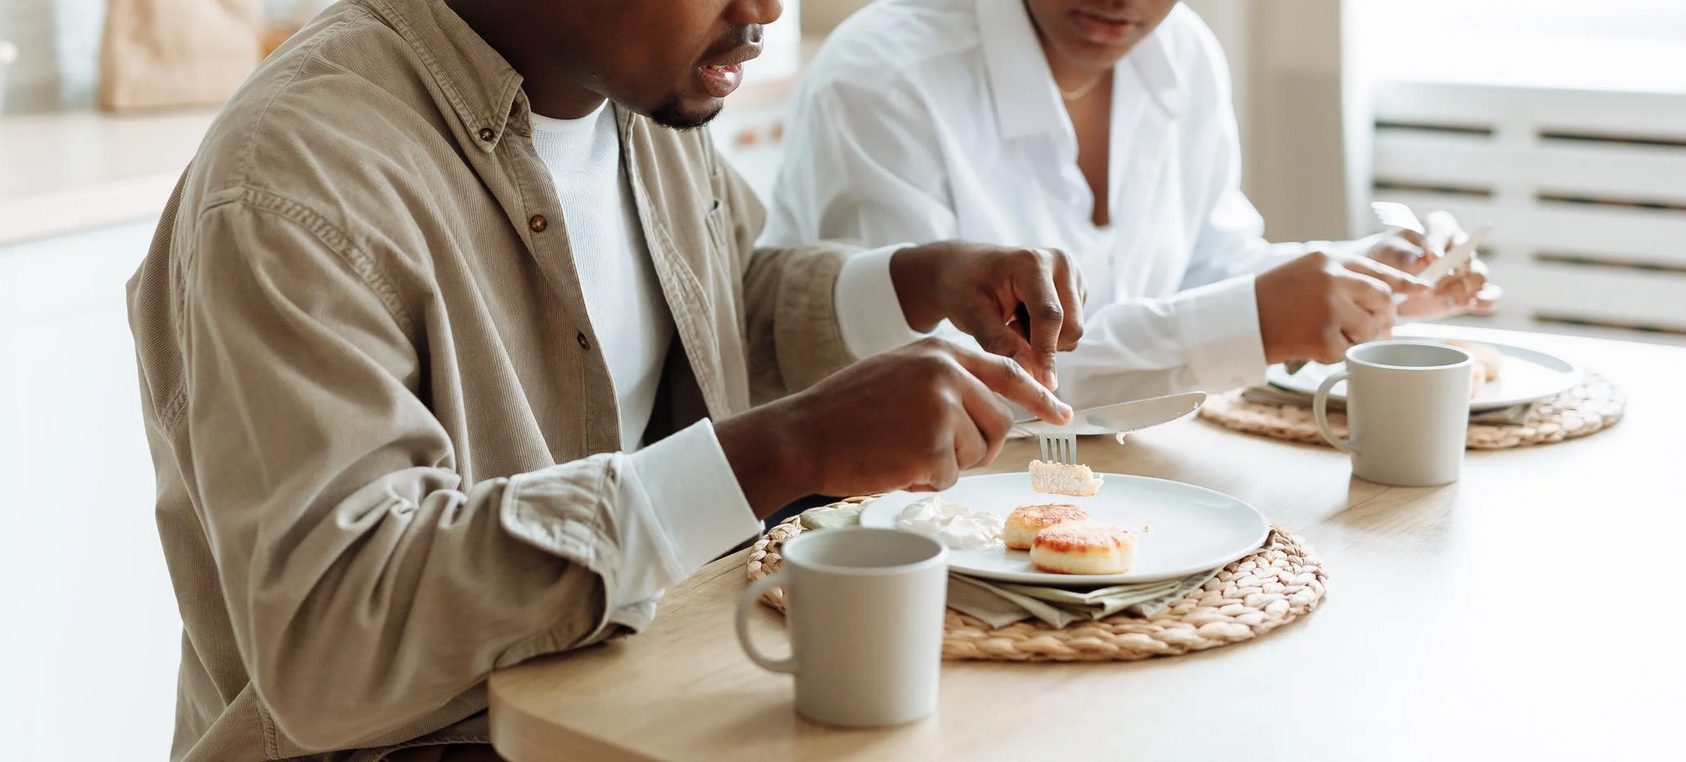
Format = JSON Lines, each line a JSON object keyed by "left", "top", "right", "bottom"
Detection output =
{"left": 1038, "top": 432, "right": 1078, "bottom": 465}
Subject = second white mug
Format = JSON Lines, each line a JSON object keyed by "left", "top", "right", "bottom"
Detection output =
{"left": 1313, "top": 340, "right": 1473, "bottom": 487}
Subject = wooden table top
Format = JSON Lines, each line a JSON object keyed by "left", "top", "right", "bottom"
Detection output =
{"left": 488, "top": 327, "right": 1686, "bottom": 760}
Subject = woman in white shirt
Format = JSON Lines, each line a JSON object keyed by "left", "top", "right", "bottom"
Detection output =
{"left": 764, "top": 0, "right": 1498, "bottom": 407}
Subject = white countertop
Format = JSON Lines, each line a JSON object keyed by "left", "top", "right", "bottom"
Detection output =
{"left": 0, "top": 108, "right": 217, "bottom": 245}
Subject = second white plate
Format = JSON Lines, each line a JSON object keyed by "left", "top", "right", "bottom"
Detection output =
{"left": 859, "top": 472, "right": 1269, "bottom": 586}
{"left": 1266, "top": 337, "right": 1581, "bottom": 412}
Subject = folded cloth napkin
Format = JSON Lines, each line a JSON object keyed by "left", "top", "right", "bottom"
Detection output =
{"left": 1241, "top": 383, "right": 1533, "bottom": 425}
{"left": 793, "top": 504, "right": 1215, "bottom": 628}
{"left": 946, "top": 569, "right": 1218, "bottom": 628}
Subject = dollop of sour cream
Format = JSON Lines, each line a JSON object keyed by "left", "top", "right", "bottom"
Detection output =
{"left": 896, "top": 497, "right": 1003, "bottom": 550}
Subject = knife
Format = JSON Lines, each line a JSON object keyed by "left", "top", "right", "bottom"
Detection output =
{"left": 1011, "top": 391, "right": 1207, "bottom": 437}
{"left": 1416, "top": 222, "right": 1490, "bottom": 283}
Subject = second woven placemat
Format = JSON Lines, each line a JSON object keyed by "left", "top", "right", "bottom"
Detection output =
{"left": 745, "top": 498, "right": 1327, "bottom": 663}
{"left": 1200, "top": 372, "right": 1624, "bottom": 450}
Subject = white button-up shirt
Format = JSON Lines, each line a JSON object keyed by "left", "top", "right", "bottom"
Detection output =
{"left": 765, "top": 0, "right": 1360, "bottom": 407}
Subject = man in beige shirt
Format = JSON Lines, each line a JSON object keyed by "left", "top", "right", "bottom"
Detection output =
{"left": 128, "top": 0, "right": 1088, "bottom": 759}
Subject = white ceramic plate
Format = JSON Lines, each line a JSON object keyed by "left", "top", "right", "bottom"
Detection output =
{"left": 858, "top": 472, "right": 1269, "bottom": 586}
{"left": 1265, "top": 338, "right": 1581, "bottom": 412}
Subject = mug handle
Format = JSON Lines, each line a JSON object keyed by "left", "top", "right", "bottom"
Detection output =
{"left": 1313, "top": 370, "right": 1354, "bottom": 453}
{"left": 735, "top": 571, "right": 798, "bottom": 674}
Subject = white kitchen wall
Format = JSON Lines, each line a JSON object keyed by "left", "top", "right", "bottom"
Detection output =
{"left": 1182, "top": 0, "right": 1357, "bottom": 242}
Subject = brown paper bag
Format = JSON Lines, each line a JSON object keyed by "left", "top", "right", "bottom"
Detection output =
{"left": 98, "top": 0, "right": 262, "bottom": 111}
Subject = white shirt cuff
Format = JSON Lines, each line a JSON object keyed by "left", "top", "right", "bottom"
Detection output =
{"left": 613, "top": 420, "right": 761, "bottom": 609}
{"left": 1173, "top": 275, "right": 1270, "bottom": 393}
{"left": 834, "top": 245, "right": 927, "bottom": 359}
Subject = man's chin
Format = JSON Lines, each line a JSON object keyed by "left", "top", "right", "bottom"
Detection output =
{"left": 649, "top": 95, "right": 723, "bottom": 131}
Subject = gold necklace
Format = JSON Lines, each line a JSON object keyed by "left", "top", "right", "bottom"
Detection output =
{"left": 1058, "top": 74, "right": 1106, "bottom": 102}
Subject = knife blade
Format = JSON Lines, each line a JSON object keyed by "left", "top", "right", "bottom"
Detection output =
{"left": 1417, "top": 222, "right": 1490, "bottom": 283}
{"left": 1012, "top": 391, "right": 1207, "bottom": 436}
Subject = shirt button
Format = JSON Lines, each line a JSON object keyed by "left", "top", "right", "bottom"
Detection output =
{"left": 576, "top": 333, "right": 590, "bottom": 350}
{"left": 529, "top": 214, "right": 548, "bottom": 232}
{"left": 477, "top": 127, "right": 496, "bottom": 142}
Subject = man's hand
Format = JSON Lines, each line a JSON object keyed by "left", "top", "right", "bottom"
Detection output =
{"left": 1256, "top": 251, "right": 1431, "bottom": 364}
{"left": 1366, "top": 210, "right": 1502, "bottom": 319}
{"left": 716, "top": 338, "right": 1073, "bottom": 516}
{"left": 888, "top": 242, "right": 1086, "bottom": 390}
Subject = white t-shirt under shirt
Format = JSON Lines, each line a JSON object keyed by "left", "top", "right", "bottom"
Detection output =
{"left": 530, "top": 105, "right": 673, "bottom": 450}
{"left": 529, "top": 102, "right": 922, "bottom": 613}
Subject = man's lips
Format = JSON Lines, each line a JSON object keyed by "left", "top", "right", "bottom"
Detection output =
{"left": 698, "top": 43, "right": 761, "bottom": 98}
{"left": 698, "top": 63, "right": 744, "bottom": 98}
{"left": 1071, "top": 9, "right": 1137, "bottom": 45}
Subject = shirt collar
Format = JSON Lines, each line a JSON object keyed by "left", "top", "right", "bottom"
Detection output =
{"left": 1127, "top": 20, "right": 1188, "bottom": 118}
{"left": 976, "top": 0, "right": 1067, "bottom": 141}
{"left": 359, "top": 0, "right": 526, "bottom": 153}
{"left": 975, "top": 0, "right": 1187, "bottom": 141}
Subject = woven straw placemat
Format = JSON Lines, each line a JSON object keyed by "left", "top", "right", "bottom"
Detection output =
{"left": 1200, "top": 372, "right": 1624, "bottom": 450}
{"left": 745, "top": 498, "right": 1327, "bottom": 662}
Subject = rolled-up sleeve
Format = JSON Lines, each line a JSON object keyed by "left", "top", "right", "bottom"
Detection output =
{"left": 180, "top": 200, "right": 652, "bottom": 751}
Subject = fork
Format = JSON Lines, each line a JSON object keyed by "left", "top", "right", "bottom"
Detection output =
{"left": 1371, "top": 201, "right": 1425, "bottom": 234}
{"left": 1037, "top": 431, "right": 1078, "bottom": 465}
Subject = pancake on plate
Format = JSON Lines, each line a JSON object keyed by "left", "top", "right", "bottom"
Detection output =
{"left": 1444, "top": 339, "right": 1503, "bottom": 398}
{"left": 1030, "top": 521, "right": 1137, "bottom": 575}
{"left": 1003, "top": 503, "right": 1089, "bottom": 550}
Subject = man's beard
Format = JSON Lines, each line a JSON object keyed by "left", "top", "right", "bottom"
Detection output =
{"left": 649, "top": 95, "right": 723, "bottom": 130}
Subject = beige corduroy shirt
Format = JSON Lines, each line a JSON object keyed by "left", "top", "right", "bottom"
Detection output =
{"left": 126, "top": 0, "right": 863, "bottom": 758}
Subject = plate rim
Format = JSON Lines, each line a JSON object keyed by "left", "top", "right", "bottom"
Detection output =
{"left": 858, "top": 472, "right": 1270, "bottom": 586}
{"left": 1265, "top": 338, "right": 1582, "bottom": 411}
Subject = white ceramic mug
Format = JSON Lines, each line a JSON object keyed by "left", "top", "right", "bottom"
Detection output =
{"left": 735, "top": 527, "right": 948, "bottom": 727}
{"left": 1313, "top": 340, "right": 1474, "bottom": 487}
